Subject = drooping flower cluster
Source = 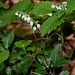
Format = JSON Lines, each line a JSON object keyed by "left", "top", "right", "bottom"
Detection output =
{"left": 56, "top": 1, "right": 67, "bottom": 10}
{"left": 15, "top": 11, "right": 40, "bottom": 32}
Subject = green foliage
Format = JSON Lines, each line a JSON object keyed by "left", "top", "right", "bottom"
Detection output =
{"left": 2, "top": 29, "right": 14, "bottom": 49}
{"left": 12, "top": 55, "right": 32, "bottom": 75}
{"left": 0, "top": 43, "right": 6, "bottom": 51}
{"left": 55, "top": 59, "right": 71, "bottom": 67}
{"left": 59, "top": 71, "right": 70, "bottom": 75}
{"left": 11, "top": 0, "right": 31, "bottom": 11}
{"left": 0, "top": 0, "right": 75, "bottom": 75}
{"left": 9, "top": 54, "right": 22, "bottom": 64}
{"left": 14, "top": 40, "right": 32, "bottom": 49}
{"left": 50, "top": 44, "right": 71, "bottom": 67}
{"left": 40, "top": 14, "right": 65, "bottom": 36}
{"left": 32, "top": 1, "right": 53, "bottom": 15}
{"left": 0, "top": 63, "right": 5, "bottom": 71}
{"left": 0, "top": 0, "right": 31, "bottom": 28}
{"left": 0, "top": 4, "right": 9, "bottom": 9}
{"left": 0, "top": 11, "right": 15, "bottom": 28}
{"left": 0, "top": 51, "right": 9, "bottom": 64}
{"left": 67, "top": 0, "right": 75, "bottom": 13}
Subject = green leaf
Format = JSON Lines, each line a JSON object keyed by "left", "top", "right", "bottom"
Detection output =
{"left": 11, "top": 0, "right": 31, "bottom": 11}
{"left": 66, "top": 0, "right": 75, "bottom": 13}
{"left": 0, "top": 11, "right": 15, "bottom": 28}
{"left": 50, "top": 44, "right": 62, "bottom": 66}
{"left": 0, "top": 51, "right": 9, "bottom": 64}
{"left": 35, "top": 69, "right": 48, "bottom": 75}
{"left": 32, "top": 62, "right": 45, "bottom": 69}
{"left": 40, "top": 15, "right": 65, "bottom": 36}
{"left": 59, "top": 71, "right": 70, "bottom": 75}
{"left": 9, "top": 54, "right": 22, "bottom": 64}
{"left": 26, "top": 46, "right": 36, "bottom": 52}
{"left": 0, "top": 4, "right": 9, "bottom": 9}
{"left": 22, "top": 55, "right": 32, "bottom": 64}
{"left": 54, "top": 59, "right": 71, "bottom": 67}
{"left": 12, "top": 62, "right": 23, "bottom": 75}
{"left": 58, "top": 10, "right": 65, "bottom": 18}
{"left": 22, "top": 61, "right": 32, "bottom": 75}
{"left": 12, "top": 55, "right": 32, "bottom": 75}
{"left": 22, "top": 56, "right": 32, "bottom": 75}
{"left": 15, "top": 40, "right": 32, "bottom": 49}
{"left": 2, "top": 29, "right": 14, "bottom": 49}
{"left": 0, "top": 63, "right": 5, "bottom": 71}
{"left": 32, "top": 1, "right": 53, "bottom": 15}
{"left": 0, "top": 43, "right": 6, "bottom": 51}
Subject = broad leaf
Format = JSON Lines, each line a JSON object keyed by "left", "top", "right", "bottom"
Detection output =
{"left": 40, "top": 15, "right": 65, "bottom": 36}
{"left": 59, "top": 71, "right": 70, "bottom": 75}
{"left": 21, "top": 55, "right": 32, "bottom": 64}
{"left": 50, "top": 44, "right": 62, "bottom": 66}
{"left": 32, "top": 1, "right": 53, "bottom": 15}
{"left": 54, "top": 59, "right": 71, "bottom": 67}
{"left": 2, "top": 30, "right": 14, "bottom": 49}
{"left": 9, "top": 54, "right": 22, "bottom": 64}
{"left": 11, "top": 0, "right": 31, "bottom": 11}
{"left": 0, "top": 51, "right": 9, "bottom": 64}
{"left": 22, "top": 61, "right": 32, "bottom": 75}
{"left": 66, "top": 0, "right": 75, "bottom": 13}
{"left": 12, "top": 55, "right": 32, "bottom": 75}
{"left": 26, "top": 46, "right": 36, "bottom": 52}
{"left": 35, "top": 69, "right": 48, "bottom": 75}
{"left": 12, "top": 62, "right": 23, "bottom": 75}
{"left": 15, "top": 40, "right": 32, "bottom": 49}
{"left": 0, "top": 11, "right": 15, "bottom": 28}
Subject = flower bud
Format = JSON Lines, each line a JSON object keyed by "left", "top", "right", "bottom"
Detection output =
{"left": 37, "top": 24, "right": 40, "bottom": 29}
{"left": 30, "top": 22, "right": 33, "bottom": 27}
{"left": 51, "top": 5, "right": 55, "bottom": 9}
{"left": 33, "top": 27, "right": 36, "bottom": 31}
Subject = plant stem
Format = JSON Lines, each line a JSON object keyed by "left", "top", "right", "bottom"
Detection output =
{"left": 31, "top": 28, "right": 38, "bottom": 43}
{"left": 33, "top": 32, "right": 38, "bottom": 43}
{"left": 41, "top": 36, "right": 48, "bottom": 64}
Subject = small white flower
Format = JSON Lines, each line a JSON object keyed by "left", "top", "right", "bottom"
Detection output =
{"left": 30, "top": 22, "right": 33, "bottom": 26}
{"left": 58, "top": 6, "right": 62, "bottom": 10}
{"left": 22, "top": 15, "right": 26, "bottom": 19}
{"left": 65, "top": 7, "right": 67, "bottom": 10}
{"left": 56, "top": 6, "right": 59, "bottom": 9}
{"left": 37, "top": 24, "right": 40, "bottom": 29}
{"left": 15, "top": 12, "right": 18, "bottom": 15}
{"left": 18, "top": 14, "right": 21, "bottom": 17}
{"left": 24, "top": 18, "right": 27, "bottom": 21}
{"left": 27, "top": 17, "right": 30, "bottom": 21}
{"left": 62, "top": 1, "right": 67, "bottom": 5}
{"left": 33, "top": 27, "right": 36, "bottom": 31}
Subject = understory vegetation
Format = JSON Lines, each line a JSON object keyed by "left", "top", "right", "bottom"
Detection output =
{"left": 0, "top": 0, "right": 75, "bottom": 75}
